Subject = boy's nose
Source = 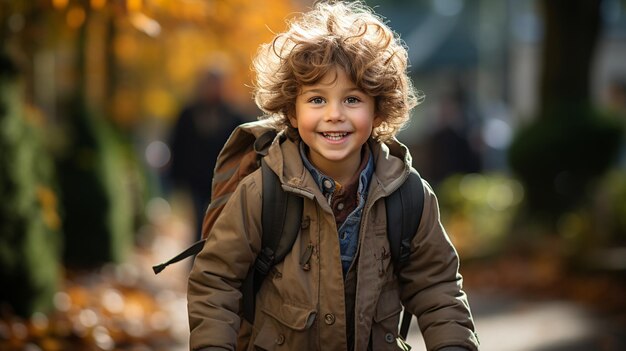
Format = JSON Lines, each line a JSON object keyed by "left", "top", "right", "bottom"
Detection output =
{"left": 325, "top": 102, "right": 344, "bottom": 122}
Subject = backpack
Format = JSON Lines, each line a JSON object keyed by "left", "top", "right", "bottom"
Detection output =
{"left": 152, "top": 120, "right": 424, "bottom": 340}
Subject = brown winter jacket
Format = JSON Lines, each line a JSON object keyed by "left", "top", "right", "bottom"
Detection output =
{"left": 187, "top": 131, "right": 479, "bottom": 351}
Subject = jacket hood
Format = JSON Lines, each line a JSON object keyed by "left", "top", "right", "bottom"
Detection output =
{"left": 370, "top": 136, "right": 413, "bottom": 195}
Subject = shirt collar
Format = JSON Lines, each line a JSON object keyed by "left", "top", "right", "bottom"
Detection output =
{"left": 299, "top": 141, "right": 374, "bottom": 198}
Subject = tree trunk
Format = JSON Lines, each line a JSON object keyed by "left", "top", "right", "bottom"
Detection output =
{"left": 539, "top": 0, "right": 601, "bottom": 116}
{"left": 58, "top": 9, "right": 133, "bottom": 268}
{"left": 508, "top": 0, "right": 622, "bottom": 220}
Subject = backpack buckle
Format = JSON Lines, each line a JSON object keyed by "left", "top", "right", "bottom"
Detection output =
{"left": 254, "top": 130, "right": 277, "bottom": 156}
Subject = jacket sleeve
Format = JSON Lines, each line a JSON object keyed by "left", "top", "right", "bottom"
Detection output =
{"left": 187, "top": 174, "right": 263, "bottom": 351}
{"left": 398, "top": 180, "right": 479, "bottom": 351}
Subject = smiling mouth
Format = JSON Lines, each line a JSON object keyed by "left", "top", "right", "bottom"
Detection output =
{"left": 321, "top": 132, "right": 349, "bottom": 141}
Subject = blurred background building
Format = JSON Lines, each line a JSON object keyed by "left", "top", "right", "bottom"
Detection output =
{"left": 1, "top": 0, "right": 625, "bottom": 350}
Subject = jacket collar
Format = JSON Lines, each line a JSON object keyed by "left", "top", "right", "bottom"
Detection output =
{"left": 263, "top": 133, "right": 412, "bottom": 198}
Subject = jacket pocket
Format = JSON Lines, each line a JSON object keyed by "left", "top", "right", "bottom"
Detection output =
{"left": 371, "top": 287, "right": 403, "bottom": 351}
{"left": 251, "top": 303, "right": 317, "bottom": 350}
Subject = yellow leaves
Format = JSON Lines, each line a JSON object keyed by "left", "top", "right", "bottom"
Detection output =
{"left": 111, "top": 89, "right": 141, "bottom": 129}
{"left": 66, "top": 6, "right": 86, "bottom": 29}
{"left": 44, "top": 0, "right": 301, "bottom": 128}
{"left": 110, "top": 87, "right": 177, "bottom": 127}
{"left": 142, "top": 88, "right": 177, "bottom": 121}
{"left": 52, "top": 0, "right": 69, "bottom": 10}
{"left": 91, "top": 0, "right": 107, "bottom": 11}
{"left": 113, "top": 33, "right": 140, "bottom": 65}
{"left": 0, "top": 264, "right": 188, "bottom": 350}
{"left": 37, "top": 185, "right": 61, "bottom": 231}
{"left": 165, "top": 31, "right": 219, "bottom": 86}
{"left": 160, "top": 0, "right": 212, "bottom": 22}
{"left": 127, "top": 0, "right": 143, "bottom": 12}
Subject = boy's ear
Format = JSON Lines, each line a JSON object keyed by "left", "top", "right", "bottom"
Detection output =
{"left": 373, "top": 116, "right": 384, "bottom": 128}
{"left": 288, "top": 114, "right": 298, "bottom": 128}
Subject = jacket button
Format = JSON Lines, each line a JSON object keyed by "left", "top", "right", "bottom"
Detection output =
{"left": 323, "top": 179, "right": 333, "bottom": 189}
{"left": 276, "top": 334, "right": 285, "bottom": 345}
{"left": 301, "top": 217, "right": 310, "bottom": 229}
{"left": 385, "top": 332, "right": 395, "bottom": 343}
{"left": 324, "top": 313, "right": 335, "bottom": 325}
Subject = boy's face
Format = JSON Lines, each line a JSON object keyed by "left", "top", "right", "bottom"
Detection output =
{"left": 290, "top": 67, "right": 379, "bottom": 179}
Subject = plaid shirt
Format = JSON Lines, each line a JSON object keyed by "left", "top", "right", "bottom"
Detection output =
{"left": 299, "top": 142, "right": 374, "bottom": 276}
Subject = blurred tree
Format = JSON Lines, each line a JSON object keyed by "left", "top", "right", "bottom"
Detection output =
{"left": 56, "top": 6, "right": 134, "bottom": 268}
{"left": 56, "top": 100, "right": 134, "bottom": 268}
{"left": 0, "top": 52, "right": 61, "bottom": 317}
{"left": 509, "top": 0, "right": 623, "bottom": 222}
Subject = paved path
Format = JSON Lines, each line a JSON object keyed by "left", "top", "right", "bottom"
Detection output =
{"left": 405, "top": 290, "right": 626, "bottom": 351}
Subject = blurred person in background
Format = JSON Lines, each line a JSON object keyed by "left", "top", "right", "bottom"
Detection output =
{"left": 417, "top": 86, "right": 482, "bottom": 186}
{"left": 168, "top": 68, "right": 245, "bottom": 241}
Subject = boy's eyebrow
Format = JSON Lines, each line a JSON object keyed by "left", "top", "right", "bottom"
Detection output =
{"left": 299, "top": 87, "right": 322, "bottom": 95}
{"left": 300, "top": 86, "right": 363, "bottom": 95}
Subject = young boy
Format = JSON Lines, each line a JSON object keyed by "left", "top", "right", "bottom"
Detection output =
{"left": 187, "top": 1, "right": 479, "bottom": 350}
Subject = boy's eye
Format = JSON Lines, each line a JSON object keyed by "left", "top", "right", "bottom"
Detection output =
{"left": 345, "top": 96, "right": 361, "bottom": 104}
{"left": 309, "top": 97, "right": 325, "bottom": 104}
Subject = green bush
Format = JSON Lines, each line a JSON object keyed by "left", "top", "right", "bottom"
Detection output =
{"left": 588, "top": 169, "right": 626, "bottom": 246}
{"left": 0, "top": 54, "right": 61, "bottom": 316}
{"left": 548, "top": 169, "right": 626, "bottom": 271}
{"left": 56, "top": 97, "right": 133, "bottom": 268}
{"left": 436, "top": 173, "right": 524, "bottom": 258}
{"left": 508, "top": 109, "right": 623, "bottom": 221}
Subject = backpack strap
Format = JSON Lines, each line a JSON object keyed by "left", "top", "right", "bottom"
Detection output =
{"left": 386, "top": 170, "right": 424, "bottom": 267}
{"left": 385, "top": 170, "right": 425, "bottom": 339}
{"left": 241, "top": 157, "right": 303, "bottom": 323}
{"left": 152, "top": 239, "right": 205, "bottom": 274}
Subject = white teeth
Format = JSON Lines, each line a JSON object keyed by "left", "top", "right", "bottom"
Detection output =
{"left": 322, "top": 132, "right": 347, "bottom": 140}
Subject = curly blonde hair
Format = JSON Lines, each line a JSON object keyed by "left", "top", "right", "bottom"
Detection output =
{"left": 252, "top": 1, "right": 421, "bottom": 142}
